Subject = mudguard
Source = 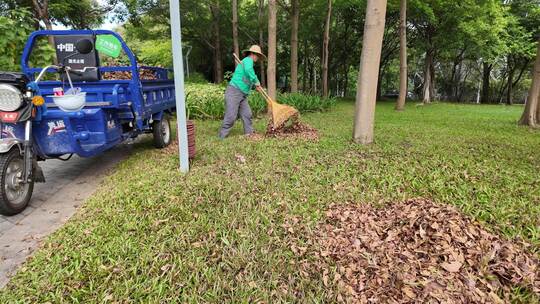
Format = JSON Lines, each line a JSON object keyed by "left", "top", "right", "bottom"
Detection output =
{"left": 0, "top": 138, "right": 22, "bottom": 154}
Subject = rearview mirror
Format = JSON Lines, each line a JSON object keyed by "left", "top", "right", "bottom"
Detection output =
{"left": 75, "top": 39, "right": 94, "bottom": 55}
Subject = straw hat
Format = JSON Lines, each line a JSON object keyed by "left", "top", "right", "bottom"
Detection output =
{"left": 243, "top": 45, "right": 267, "bottom": 60}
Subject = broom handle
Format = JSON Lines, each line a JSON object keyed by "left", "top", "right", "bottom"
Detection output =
{"left": 233, "top": 53, "right": 242, "bottom": 65}
{"left": 258, "top": 87, "right": 273, "bottom": 102}
{"left": 232, "top": 53, "right": 274, "bottom": 104}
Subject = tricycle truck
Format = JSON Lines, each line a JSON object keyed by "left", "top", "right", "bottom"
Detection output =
{"left": 0, "top": 30, "right": 177, "bottom": 215}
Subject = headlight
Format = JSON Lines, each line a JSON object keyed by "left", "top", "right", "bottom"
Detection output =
{"left": 0, "top": 84, "right": 23, "bottom": 112}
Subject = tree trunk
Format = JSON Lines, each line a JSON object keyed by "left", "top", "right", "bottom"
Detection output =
{"left": 232, "top": 0, "right": 240, "bottom": 62}
{"left": 257, "top": 0, "right": 266, "bottom": 87}
{"left": 476, "top": 76, "right": 481, "bottom": 104}
{"left": 342, "top": 22, "right": 350, "bottom": 97}
{"left": 537, "top": 89, "right": 540, "bottom": 121}
{"left": 519, "top": 38, "right": 540, "bottom": 126}
{"left": 454, "top": 57, "right": 463, "bottom": 100}
{"left": 481, "top": 62, "right": 492, "bottom": 103}
{"left": 422, "top": 50, "right": 433, "bottom": 104}
{"left": 449, "top": 49, "right": 465, "bottom": 101}
{"left": 302, "top": 39, "right": 308, "bottom": 92}
{"left": 376, "top": 66, "right": 384, "bottom": 101}
{"left": 267, "top": 0, "right": 277, "bottom": 100}
{"left": 395, "top": 0, "right": 407, "bottom": 111}
{"left": 344, "top": 64, "right": 349, "bottom": 97}
{"left": 321, "top": 0, "right": 332, "bottom": 98}
{"left": 308, "top": 59, "right": 313, "bottom": 93}
{"left": 211, "top": 1, "right": 223, "bottom": 83}
{"left": 430, "top": 60, "right": 436, "bottom": 101}
{"left": 353, "top": 0, "right": 388, "bottom": 144}
{"left": 449, "top": 61, "right": 458, "bottom": 100}
{"left": 32, "top": 0, "right": 55, "bottom": 48}
{"left": 457, "top": 65, "right": 470, "bottom": 102}
{"left": 290, "top": 0, "right": 300, "bottom": 93}
{"left": 506, "top": 55, "right": 514, "bottom": 105}
{"left": 43, "top": 18, "right": 55, "bottom": 48}
{"left": 511, "top": 60, "right": 530, "bottom": 90}
{"left": 496, "top": 71, "right": 508, "bottom": 103}
{"left": 313, "top": 61, "right": 317, "bottom": 93}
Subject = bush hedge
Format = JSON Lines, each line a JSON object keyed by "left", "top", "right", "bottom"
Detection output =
{"left": 185, "top": 83, "right": 336, "bottom": 120}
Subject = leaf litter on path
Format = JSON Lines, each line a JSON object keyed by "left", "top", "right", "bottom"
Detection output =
{"left": 291, "top": 198, "right": 539, "bottom": 303}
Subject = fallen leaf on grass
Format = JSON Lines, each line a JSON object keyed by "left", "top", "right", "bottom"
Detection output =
{"left": 235, "top": 154, "right": 246, "bottom": 164}
{"left": 152, "top": 218, "right": 170, "bottom": 226}
{"left": 402, "top": 286, "right": 416, "bottom": 298}
{"left": 160, "top": 264, "right": 172, "bottom": 273}
{"left": 441, "top": 261, "right": 463, "bottom": 273}
{"left": 103, "top": 294, "right": 113, "bottom": 301}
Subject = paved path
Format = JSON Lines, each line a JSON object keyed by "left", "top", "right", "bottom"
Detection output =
{"left": 0, "top": 142, "right": 137, "bottom": 287}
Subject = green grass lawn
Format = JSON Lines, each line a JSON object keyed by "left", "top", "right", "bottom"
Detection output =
{"left": 1, "top": 101, "right": 539, "bottom": 302}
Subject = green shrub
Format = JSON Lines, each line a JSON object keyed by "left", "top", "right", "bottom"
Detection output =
{"left": 0, "top": 9, "right": 54, "bottom": 71}
{"left": 185, "top": 83, "right": 266, "bottom": 120}
{"left": 184, "top": 83, "right": 335, "bottom": 120}
{"left": 138, "top": 40, "right": 172, "bottom": 68}
{"left": 184, "top": 83, "right": 225, "bottom": 120}
{"left": 185, "top": 73, "right": 209, "bottom": 84}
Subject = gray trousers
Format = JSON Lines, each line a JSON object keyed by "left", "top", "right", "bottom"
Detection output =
{"left": 219, "top": 86, "right": 253, "bottom": 138}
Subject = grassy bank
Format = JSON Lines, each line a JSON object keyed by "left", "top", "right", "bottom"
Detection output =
{"left": 1, "top": 101, "right": 539, "bottom": 302}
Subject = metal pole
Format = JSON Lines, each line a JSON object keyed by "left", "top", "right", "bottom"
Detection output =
{"left": 169, "top": 0, "right": 190, "bottom": 173}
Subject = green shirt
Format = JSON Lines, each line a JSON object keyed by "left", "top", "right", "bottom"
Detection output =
{"left": 230, "top": 57, "right": 260, "bottom": 95}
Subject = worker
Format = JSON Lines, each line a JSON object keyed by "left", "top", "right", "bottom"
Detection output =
{"left": 218, "top": 45, "right": 266, "bottom": 139}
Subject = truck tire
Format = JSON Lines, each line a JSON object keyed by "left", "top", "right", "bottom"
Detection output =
{"left": 0, "top": 149, "right": 34, "bottom": 216}
{"left": 152, "top": 116, "right": 171, "bottom": 148}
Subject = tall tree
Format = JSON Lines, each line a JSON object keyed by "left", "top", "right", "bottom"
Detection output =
{"left": 290, "top": 0, "right": 299, "bottom": 93}
{"left": 519, "top": 37, "right": 540, "bottom": 126}
{"left": 376, "top": 11, "right": 400, "bottom": 101}
{"left": 409, "top": 0, "right": 507, "bottom": 104}
{"left": 232, "top": 0, "right": 240, "bottom": 62}
{"left": 258, "top": 0, "right": 266, "bottom": 87}
{"left": 52, "top": 0, "right": 106, "bottom": 29}
{"left": 502, "top": 0, "right": 539, "bottom": 105}
{"left": 321, "top": 0, "right": 332, "bottom": 98}
{"left": 395, "top": 0, "right": 407, "bottom": 110}
{"left": 422, "top": 48, "right": 434, "bottom": 103}
{"left": 210, "top": 0, "right": 223, "bottom": 83}
{"left": 353, "top": 0, "right": 387, "bottom": 144}
{"left": 31, "top": 0, "right": 54, "bottom": 47}
{"left": 506, "top": 54, "right": 515, "bottom": 105}
{"left": 6, "top": 0, "right": 105, "bottom": 30}
{"left": 267, "top": 0, "right": 277, "bottom": 100}
{"left": 455, "top": 0, "right": 507, "bottom": 103}
{"left": 481, "top": 62, "right": 493, "bottom": 103}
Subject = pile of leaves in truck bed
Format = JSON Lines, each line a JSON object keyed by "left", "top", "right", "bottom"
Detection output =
{"left": 288, "top": 199, "right": 539, "bottom": 303}
{"left": 264, "top": 116, "right": 319, "bottom": 140}
{"left": 102, "top": 68, "right": 158, "bottom": 81}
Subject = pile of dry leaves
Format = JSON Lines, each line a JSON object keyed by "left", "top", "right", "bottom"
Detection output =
{"left": 102, "top": 68, "right": 158, "bottom": 81}
{"left": 291, "top": 199, "right": 539, "bottom": 303}
{"left": 265, "top": 118, "right": 319, "bottom": 140}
